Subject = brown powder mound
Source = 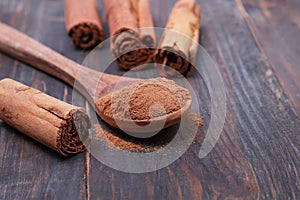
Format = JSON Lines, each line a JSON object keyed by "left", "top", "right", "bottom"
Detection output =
{"left": 96, "top": 77, "right": 191, "bottom": 121}
{"left": 129, "top": 84, "right": 181, "bottom": 120}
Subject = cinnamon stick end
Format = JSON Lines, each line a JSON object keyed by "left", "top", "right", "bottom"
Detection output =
{"left": 57, "top": 108, "right": 91, "bottom": 156}
{"left": 68, "top": 22, "right": 104, "bottom": 50}
{"left": 155, "top": 48, "right": 193, "bottom": 77}
{"left": 111, "top": 30, "right": 155, "bottom": 70}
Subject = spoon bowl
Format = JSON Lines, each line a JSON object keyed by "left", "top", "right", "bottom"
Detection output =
{"left": 98, "top": 99, "right": 192, "bottom": 133}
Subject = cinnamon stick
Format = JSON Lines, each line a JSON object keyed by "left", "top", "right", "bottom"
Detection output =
{"left": 65, "top": 0, "right": 104, "bottom": 49}
{"left": 0, "top": 79, "right": 91, "bottom": 156}
{"left": 103, "top": 0, "right": 156, "bottom": 69}
{"left": 155, "top": 0, "right": 201, "bottom": 76}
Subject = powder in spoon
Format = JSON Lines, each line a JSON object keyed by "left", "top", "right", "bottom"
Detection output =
{"left": 96, "top": 77, "right": 191, "bottom": 122}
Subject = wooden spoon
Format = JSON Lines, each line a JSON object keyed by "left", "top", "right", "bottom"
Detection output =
{"left": 0, "top": 22, "right": 191, "bottom": 133}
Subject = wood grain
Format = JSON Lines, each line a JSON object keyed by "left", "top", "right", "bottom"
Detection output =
{"left": 0, "top": 0, "right": 299, "bottom": 199}
{"left": 89, "top": 0, "right": 300, "bottom": 199}
{"left": 0, "top": 0, "right": 87, "bottom": 199}
{"left": 240, "top": 0, "right": 300, "bottom": 117}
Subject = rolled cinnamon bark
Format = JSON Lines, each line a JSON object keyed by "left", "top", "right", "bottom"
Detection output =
{"left": 65, "top": 0, "right": 104, "bottom": 49}
{"left": 0, "top": 79, "right": 91, "bottom": 156}
{"left": 155, "top": 0, "right": 201, "bottom": 76}
{"left": 103, "top": 0, "right": 156, "bottom": 69}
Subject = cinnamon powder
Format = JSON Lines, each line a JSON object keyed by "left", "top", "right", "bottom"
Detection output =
{"left": 94, "top": 78, "right": 203, "bottom": 152}
{"left": 94, "top": 112, "right": 203, "bottom": 152}
{"left": 97, "top": 77, "right": 191, "bottom": 121}
{"left": 191, "top": 112, "right": 204, "bottom": 126}
{"left": 94, "top": 123, "right": 179, "bottom": 152}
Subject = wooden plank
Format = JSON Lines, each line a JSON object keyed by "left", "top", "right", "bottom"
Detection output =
{"left": 0, "top": 0, "right": 86, "bottom": 199}
{"left": 87, "top": 0, "right": 300, "bottom": 199}
{"left": 240, "top": 0, "right": 300, "bottom": 117}
{"left": 0, "top": 0, "right": 299, "bottom": 199}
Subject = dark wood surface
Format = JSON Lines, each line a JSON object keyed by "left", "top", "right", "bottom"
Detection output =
{"left": 240, "top": 0, "right": 300, "bottom": 118}
{"left": 0, "top": 0, "right": 299, "bottom": 199}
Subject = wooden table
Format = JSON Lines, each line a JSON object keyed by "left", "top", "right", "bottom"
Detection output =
{"left": 0, "top": 0, "right": 299, "bottom": 199}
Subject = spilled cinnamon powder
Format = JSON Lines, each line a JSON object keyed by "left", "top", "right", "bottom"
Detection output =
{"left": 93, "top": 112, "right": 203, "bottom": 152}
{"left": 191, "top": 112, "right": 204, "bottom": 126}
{"left": 94, "top": 124, "right": 178, "bottom": 152}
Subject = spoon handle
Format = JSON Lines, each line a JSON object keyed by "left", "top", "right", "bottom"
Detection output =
{"left": 0, "top": 22, "right": 91, "bottom": 86}
{"left": 0, "top": 22, "right": 119, "bottom": 103}
{"left": 0, "top": 22, "right": 138, "bottom": 102}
